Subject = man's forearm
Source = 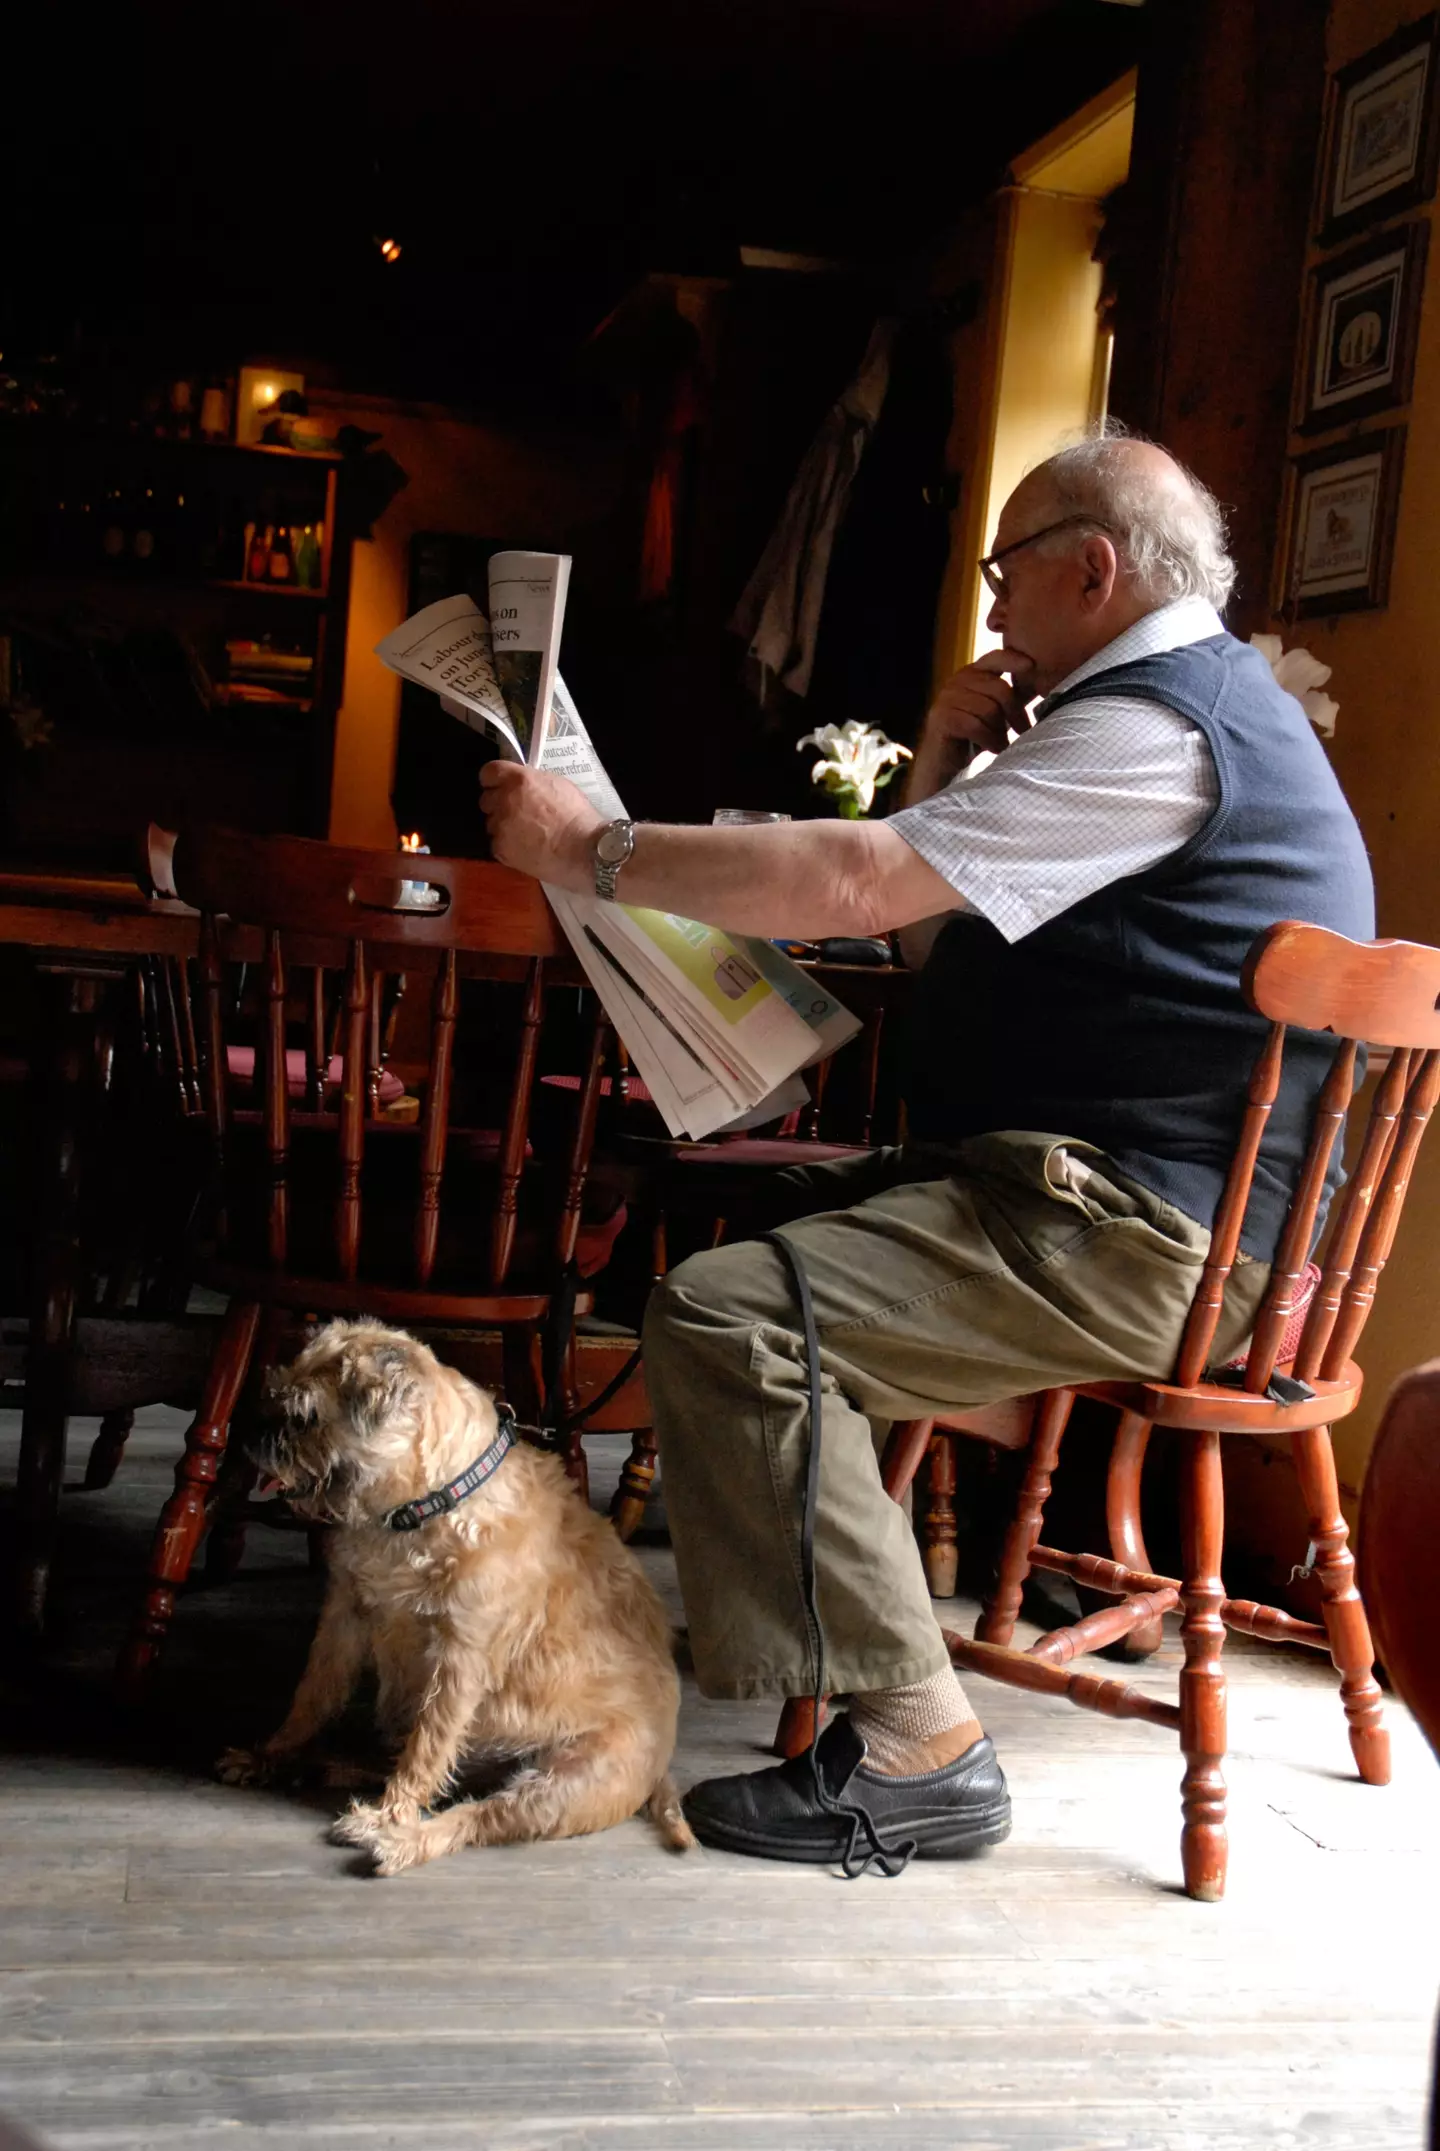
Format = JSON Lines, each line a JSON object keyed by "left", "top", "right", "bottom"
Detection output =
{"left": 480, "top": 761, "right": 960, "bottom": 935}
{"left": 546, "top": 819, "right": 886, "bottom": 937}
{"left": 547, "top": 817, "right": 953, "bottom": 939}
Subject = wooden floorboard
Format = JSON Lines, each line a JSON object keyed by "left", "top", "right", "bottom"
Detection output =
{"left": 2, "top": 1403, "right": 1438, "bottom": 2151}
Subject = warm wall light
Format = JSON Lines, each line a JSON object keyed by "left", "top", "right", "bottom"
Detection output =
{"left": 376, "top": 236, "right": 402, "bottom": 264}
{"left": 236, "top": 365, "right": 305, "bottom": 443}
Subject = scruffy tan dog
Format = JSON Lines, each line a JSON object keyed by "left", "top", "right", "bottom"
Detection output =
{"left": 216, "top": 1319, "right": 693, "bottom": 1873}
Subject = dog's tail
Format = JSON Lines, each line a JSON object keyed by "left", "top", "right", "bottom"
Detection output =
{"left": 646, "top": 1773, "right": 696, "bottom": 1851}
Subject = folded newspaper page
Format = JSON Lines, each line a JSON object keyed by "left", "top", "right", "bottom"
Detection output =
{"left": 487, "top": 550, "right": 570, "bottom": 762}
{"left": 376, "top": 595, "right": 859, "bottom": 1139}
{"left": 374, "top": 550, "right": 570, "bottom": 765}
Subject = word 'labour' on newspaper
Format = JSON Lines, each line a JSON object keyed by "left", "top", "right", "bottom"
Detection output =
{"left": 375, "top": 582, "right": 859, "bottom": 1139}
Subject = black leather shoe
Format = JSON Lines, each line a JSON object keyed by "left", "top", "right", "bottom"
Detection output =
{"left": 682, "top": 1713, "right": 1011, "bottom": 1865}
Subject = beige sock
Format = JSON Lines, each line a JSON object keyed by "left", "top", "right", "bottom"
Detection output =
{"left": 847, "top": 1667, "right": 983, "bottom": 1776}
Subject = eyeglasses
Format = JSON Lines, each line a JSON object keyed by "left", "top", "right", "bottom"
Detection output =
{"left": 978, "top": 515, "right": 1112, "bottom": 597}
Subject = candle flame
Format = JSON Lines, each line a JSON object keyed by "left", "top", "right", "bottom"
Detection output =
{"left": 400, "top": 831, "right": 423, "bottom": 853}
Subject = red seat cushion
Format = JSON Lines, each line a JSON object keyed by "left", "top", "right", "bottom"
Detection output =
{"left": 227, "top": 1044, "right": 405, "bottom": 1108}
{"left": 1222, "top": 1259, "right": 1322, "bottom": 1371}
{"left": 541, "top": 1072, "right": 655, "bottom": 1104}
{"left": 664, "top": 1138, "right": 865, "bottom": 1168}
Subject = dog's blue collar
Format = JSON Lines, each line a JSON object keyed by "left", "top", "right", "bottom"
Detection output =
{"left": 384, "top": 1407, "right": 517, "bottom": 1533}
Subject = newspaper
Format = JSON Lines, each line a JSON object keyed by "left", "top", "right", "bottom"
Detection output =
{"left": 376, "top": 575, "right": 859, "bottom": 1139}
{"left": 374, "top": 549, "right": 569, "bottom": 764}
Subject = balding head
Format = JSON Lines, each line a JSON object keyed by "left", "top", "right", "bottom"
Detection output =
{"left": 1024, "top": 433, "right": 1236, "bottom": 612}
{"left": 981, "top": 428, "right": 1235, "bottom": 696}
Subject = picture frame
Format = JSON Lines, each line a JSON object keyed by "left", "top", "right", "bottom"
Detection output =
{"left": 1295, "top": 221, "right": 1429, "bottom": 430}
{"left": 1278, "top": 428, "right": 1407, "bottom": 618}
{"left": 1316, "top": 14, "right": 1440, "bottom": 244}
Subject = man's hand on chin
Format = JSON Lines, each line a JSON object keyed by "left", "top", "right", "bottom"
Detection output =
{"left": 479, "top": 763, "right": 604, "bottom": 890}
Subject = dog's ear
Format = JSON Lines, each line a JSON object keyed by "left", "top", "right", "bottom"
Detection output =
{"left": 337, "top": 1343, "right": 422, "bottom": 1439}
{"left": 264, "top": 1367, "right": 318, "bottom": 1429}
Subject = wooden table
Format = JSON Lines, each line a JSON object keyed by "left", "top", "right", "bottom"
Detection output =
{"left": 0, "top": 871, "right": 202, "bottom": 1634}
{"left": 0, "top": 870, "right": 911, "bottom": 1635}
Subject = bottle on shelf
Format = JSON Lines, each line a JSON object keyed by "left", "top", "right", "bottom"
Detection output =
{"left": 249, "top": 522, "right": 274, "bottom": 583}
{"left": 198, "top": 376, "right": 232, "bottom": 442}
{"left": 268, "top": 525, "right": 294, "bottom": 582}
{"left": 132, "top": 484, "right": 157, "bottom": 564}
{"left": 100, "top": 483, "right": 127, "bottom": 562}
{"left": 293, "top": 523, "right": 319, "bottom": 588}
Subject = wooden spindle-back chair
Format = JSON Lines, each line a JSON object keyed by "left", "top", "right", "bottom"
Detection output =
{"left": 794, "top": 923, "right": 1440, "bottom": 1901}
{"left": 608, "top": 961, "right": 909, "bottom": 1539}
{"left": 118, "top": 826, "right": 610, "bottom": 1694}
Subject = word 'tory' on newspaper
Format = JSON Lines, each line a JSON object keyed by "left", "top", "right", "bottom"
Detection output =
{"left": 375, "top": 569, "right": 858, "bottom": 1139}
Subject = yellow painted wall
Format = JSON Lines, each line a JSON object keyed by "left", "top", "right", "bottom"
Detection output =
{"left": 930, "top": 78, "right": 1133, "bottom": 679}
{"left": 312, "top": 394, "right": 623, "bottom": 848}
{"left": 971, "top": 188, "right": 1109, "bottom": 663}
{"left": 929, "top": 208, "right": 1006, "bottom": 694}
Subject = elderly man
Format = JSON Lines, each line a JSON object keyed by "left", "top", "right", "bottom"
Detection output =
{"left": 481, "top": 432, "right": 1374, "bottom": 1865}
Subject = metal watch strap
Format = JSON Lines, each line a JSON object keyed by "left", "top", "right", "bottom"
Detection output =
{"left": 593, "top": 818, "right": 635, "bottom": 901}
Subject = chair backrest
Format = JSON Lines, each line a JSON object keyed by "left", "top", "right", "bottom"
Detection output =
{"left": 1174, "top": 922, "right": 1440, "bottom": 1391}
{"left": 797, "top": 963, "right": 906, "bottom": 1147}
{"left": 168, "top": 826, "right": 606, "bottom": 1299}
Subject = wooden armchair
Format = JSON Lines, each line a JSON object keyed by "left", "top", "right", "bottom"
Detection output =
{"left": 117, "top": 826, "right": 610, "bottom": 1694}
{"left": 792, "top": 922, "right": 1440, "bottom": 1901}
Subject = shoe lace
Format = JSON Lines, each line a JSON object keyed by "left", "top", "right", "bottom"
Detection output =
{"left": 765, "top": 1231, "right": 917, "bottom": 1882}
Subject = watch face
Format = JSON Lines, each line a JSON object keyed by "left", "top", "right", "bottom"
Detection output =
{"left": 596, "top": 822, "right": 633, "bottom": 865}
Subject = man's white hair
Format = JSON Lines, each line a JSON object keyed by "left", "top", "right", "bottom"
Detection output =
{"left": 1033, "top": 425, "right": 1237, "bottom": 613}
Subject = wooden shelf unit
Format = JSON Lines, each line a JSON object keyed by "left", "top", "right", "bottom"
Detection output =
{"left": 0, "top": 425, "right": 354, "bottom": 864}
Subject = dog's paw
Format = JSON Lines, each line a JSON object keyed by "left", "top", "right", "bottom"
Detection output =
{"left": 363, "top": 1814, "right": 436, "bottom": 1877}
{"left": 331, "top": 1799, "right": 435, "bottom": 1875}
{"left": 215, "top": 1746, "right": 274, "bottom": 1788}
{"left": 330, "top": 1799, "right": 386, "bottom": 1849}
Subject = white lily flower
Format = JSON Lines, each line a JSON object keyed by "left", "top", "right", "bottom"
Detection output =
{"left": 1250, "top": 632, "right": 1339, "bottom": 738}
{"left": 796, "top": 719, "right": 913, "bottom": 816}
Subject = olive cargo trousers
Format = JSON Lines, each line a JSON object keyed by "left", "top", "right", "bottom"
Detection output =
{"left": 642, "top": 1134, "right": 1268, "bottom": 1700}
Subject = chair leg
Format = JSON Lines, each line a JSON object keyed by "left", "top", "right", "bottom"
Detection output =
{"left": 1178, "top": 1427, "right": 1228, "bottom": 1902}
{"left": 1105, "top": 1410, "right": 1164, "bottom": 1659}
{"left": 977, "top": 1388, "right": 1075, "bottom": 1646}
{"left": 881, "top": 1416, "right": 936, "bottom": 1502}
{"left": 82, "top": 1408, "right": 135, "bottom": 1491}
{"left": 610, "top": 1429, "right": 658, "bottom": 1541}
{"left": 203, "top": 1449, "right": 261, "bottom": 1583}
{"left": 773, "top": 1696, "right": 825, "bottom": 1759}
{"left": 117, "top": 1298, "right": 262, "bottom": 1697}
{"left": 1290, "top": 1422, "right": 1391, "bottom": 1787}
{"left": 203, "top": 1307, "right": 283, "bottom": 1583}
{"left": 562, "top": 1433, "right": 590, "bottom": 1506}
{"left": 920, "top": 1433, "right": 959, "bottom": 1598}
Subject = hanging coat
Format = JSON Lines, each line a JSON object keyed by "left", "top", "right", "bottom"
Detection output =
{"left": 729, "top": 319, "right": 894, "bottom": 699}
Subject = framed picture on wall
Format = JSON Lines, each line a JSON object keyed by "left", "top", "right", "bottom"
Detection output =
{"left": 1316, "top": 14, "right": 1440, "bottom": 244}
{"left": 1295, "top": 222, "right": 1429, "bottom": 429}
{"left": 1279, "top": 428, "right": 1407, "bottom": 617}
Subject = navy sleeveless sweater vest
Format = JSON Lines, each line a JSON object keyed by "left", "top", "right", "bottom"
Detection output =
{"left": 905, "top": 633, "right": 1375, "bottom": 1259}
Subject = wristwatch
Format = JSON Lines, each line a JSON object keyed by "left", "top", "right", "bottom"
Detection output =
{"left": 592, "top": 817, "right": 636, "bottom": 901}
